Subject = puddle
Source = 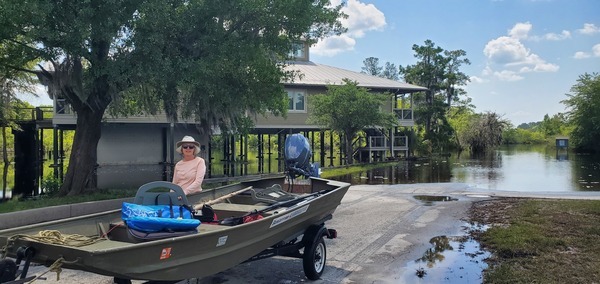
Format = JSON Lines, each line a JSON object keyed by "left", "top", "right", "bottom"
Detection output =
{"left": 399, "top": 224, "right": 490, "bottom": 283}
{"left": 413, "top": 195, "right": 458, "bottom": 206}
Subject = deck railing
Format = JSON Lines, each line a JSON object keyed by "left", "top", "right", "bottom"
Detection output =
{"left": 367, "top": 136, "right": 408, "bottom": 149}
{"left": 393, "top": 108, "right": 413, "bottom": 120}
{"left": 14, "top": 107, "right": 54, "bottom": 121}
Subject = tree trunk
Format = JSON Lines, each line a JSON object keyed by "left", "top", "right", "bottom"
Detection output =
{"left": 345, "top": 132, "right": 354, "bottom": 165}
{"left": 59, "top": 108, "right": 105, "bottom": 196}
{"left": 2, "top": 127, "right": 7, "bottom": 199}
{"left": 425, "top": 90, "right": 432, "bottom": 134}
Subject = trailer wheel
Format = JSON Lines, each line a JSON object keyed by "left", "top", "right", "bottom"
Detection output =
{"left": 0, "top": 259, "right": 17, "bottom": 283}
{"left": 303, "top": 236, "right": 326, "bottom": 280}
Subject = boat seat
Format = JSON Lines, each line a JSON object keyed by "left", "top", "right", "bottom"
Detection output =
{"left": 119, "top": 181, "right": 196, "bottom": 243}
{"left": 134, "top": 181, "right": 190, "bottom": 206}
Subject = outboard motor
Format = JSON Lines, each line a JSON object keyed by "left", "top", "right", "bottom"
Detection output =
{"left": 283, "top": 134, "right": 320, "bottom": 180}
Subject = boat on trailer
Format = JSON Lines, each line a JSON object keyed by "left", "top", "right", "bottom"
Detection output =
{"left": 0, "top": 134, "right": 350, "bottom": 283}
{"left": 0, "top": 176, "right": 349, "bottom": 283}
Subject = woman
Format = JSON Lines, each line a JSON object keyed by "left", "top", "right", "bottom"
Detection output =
{"left": 172, "top": 135, "right": 206, "bottom": 195}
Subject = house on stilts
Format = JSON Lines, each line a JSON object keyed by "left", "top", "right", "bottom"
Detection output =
{"left": 16, "top": 42, "right": 426, "bottom": 191}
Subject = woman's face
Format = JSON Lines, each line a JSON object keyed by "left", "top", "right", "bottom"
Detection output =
{"left": 181, "top": 144, "right": 196, "bottom": 155}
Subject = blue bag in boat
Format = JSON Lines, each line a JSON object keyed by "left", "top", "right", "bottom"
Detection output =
{"left": 121, "top": 202, "right": 200, "bottom": 233}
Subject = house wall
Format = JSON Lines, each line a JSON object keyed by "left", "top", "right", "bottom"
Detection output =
{"left": 95, "top": 123, "right": 210, "bottom": 190}
{"left": 253, "top": 87, "right": 399, "bottom": 129}
{"left": 254, "top": 88, "right": 321, "bottom": 128}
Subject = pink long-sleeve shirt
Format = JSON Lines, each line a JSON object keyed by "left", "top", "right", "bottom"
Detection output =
{"left": 172, "top": 157, "right": 206, "bottom": 195}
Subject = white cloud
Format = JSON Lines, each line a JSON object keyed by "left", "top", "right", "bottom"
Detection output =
{"left": 578, "top": 23, "right": 600, "bottom": 35}
{"left": 481, "top": 22, "right": 559, "bottom": 82}
{"left": 312, "top": 0, "right": 385, "bottom": 57}
{"left": 341, "top": 0, "right": 386, "bottom": 38}
{"left": 593, "top": 43, "right": 600, "bottom": 57}
{"left": 469, "top": 76, "right": 487, "bottom": 84}
{"left": 573, "top": 51, "right": 590, "bottom": 59}
{"left": 493, "top": 70, "right": 524, "bottom": 81}
{"left": 484, "top": 36, "right": 530, "bottom": 64}
{"left": 508, "top": 22, "right": 571, "bottom": 41}
{"left": 508, "top": 22, "right": 532, "bottom": 40}
{"left": 311, "top": 35, "right": 356, "bottom": 56}
{"left": 542, "top": 30, "right": 571, "bottom": 41}
{"left": 573, "top": 44, "right": 600, "bottom": 59}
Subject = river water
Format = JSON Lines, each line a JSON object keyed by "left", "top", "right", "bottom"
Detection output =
{"left": 330, "top": 144, "right": 600, "bottom": 192}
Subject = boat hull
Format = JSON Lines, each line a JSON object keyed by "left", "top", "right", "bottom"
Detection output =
{"left": 0, "top": 177, "right": 349, "bottom": 281}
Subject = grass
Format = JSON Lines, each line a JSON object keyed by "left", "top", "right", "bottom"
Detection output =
{"left": 0, "top": 189, "right": 138, "bottom": 214}
{"left": 470, "top": 198, "right": 600, "bottom": 284}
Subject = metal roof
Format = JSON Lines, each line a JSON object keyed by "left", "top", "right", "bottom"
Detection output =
{"left": 283, "top": 61, "right": 427, "bottom": 93}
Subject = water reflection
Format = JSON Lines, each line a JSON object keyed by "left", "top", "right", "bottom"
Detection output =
{"left": 414, "top": 195, "right": 458, "bottom": 206}
{"left": 401, "top": 234, "right": 490, "bottom": 283}
{"left": 331, "top": 145, "right": 600, "bottom": 192}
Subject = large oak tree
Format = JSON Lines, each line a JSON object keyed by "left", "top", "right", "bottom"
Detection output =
{"left": 0, "top": 0, "right": 344, "bottom": 195}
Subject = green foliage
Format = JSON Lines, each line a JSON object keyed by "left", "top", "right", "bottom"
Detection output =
{"left": 447, "top": 105, "right": 476, "bottom": 150}
{"left": 308, "top": 79, "right": 396, "bottom": 164}
{"left": 41, "top": 175, "right": 62, "bottom": 196}
{"left": 398, "top": 40, "right": 471, "bottom": 151}
{"left": 503, "top": 113, "right": 571, "bottom": 145}
{"left": 502, "top": 128, "right": 546, "bottom": 144}
{"left": 360, "top": 57, "right": 399, "bottom": 80}
{"left": 517, "top": 121, "right": 541, "bottom": 130}
{"left": 0, "top": 0, "right": 345, "bottom": 195}
{"left": 562, "top": 72, "right": 600, "bottom": 153}
{"left": 458, "top": 112, "right": 508, "bottom": 153}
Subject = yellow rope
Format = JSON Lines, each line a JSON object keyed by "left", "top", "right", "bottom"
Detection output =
{"left": 15, "top": 230, "right": 104, "bottom": 247}
{"left": 1, "top": 230, "right": 99, "bottom": 283}
{"left": 30, "top": 257, "right": 65, "bottom": 283}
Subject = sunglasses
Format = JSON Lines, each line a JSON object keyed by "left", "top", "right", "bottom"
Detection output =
{"left": 182, "top": 145, "right": 196, "bottom": 150}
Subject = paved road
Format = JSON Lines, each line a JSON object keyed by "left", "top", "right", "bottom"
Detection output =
{"left": 14, "top": 184, "right": 600, "bottom": 284}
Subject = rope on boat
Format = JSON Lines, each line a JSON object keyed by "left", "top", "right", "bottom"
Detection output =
{"left": 29, "top": 257, "right": 67, "bottom": 283}
{"left": 11, "top": 230, "right": 105, "bottom": 247}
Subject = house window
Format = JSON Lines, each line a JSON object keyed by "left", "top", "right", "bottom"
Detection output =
{"left": 288, "top": 42, "right": 307, "bottom": 61}
{"left": 287, "top": 90, "right": 306, "bottom": 112}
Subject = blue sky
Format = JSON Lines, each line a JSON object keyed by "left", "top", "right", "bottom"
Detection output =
{"left": 311, "top": 0, "right": 600, "bottom": 126}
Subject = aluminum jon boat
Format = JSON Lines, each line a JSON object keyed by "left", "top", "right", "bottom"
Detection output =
{"left": 0, "top": 176, "right": 349, "bottom": 283}
{"left": 0, "top": 134, "right": 349, "bottom": 283}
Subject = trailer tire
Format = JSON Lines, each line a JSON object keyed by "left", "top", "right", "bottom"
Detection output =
{"left": 303, "top": 236, "right": 326, "bottom": 280}
{"left": 0, "top": 259, "right": 17, "bottom": 283}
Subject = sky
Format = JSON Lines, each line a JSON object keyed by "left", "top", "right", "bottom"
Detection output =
{"left": 21, "top": 0, "right": 600, "bottom": 126}
{"left": 310, "top": 0, "right": 600, "bottom": 126}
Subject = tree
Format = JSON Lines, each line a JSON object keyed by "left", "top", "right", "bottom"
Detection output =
{"left": 447, "top": 104, "right": 476, "bottom": 150}
{"left": 398, "top": 40, "right": 470, "bottom": 152}
{"left": 361, "top": 57, "right": 399, "bottom": 80}
{"left": 399, "top": 40, "right": 470, "bottom": 133}
{"left": 0, "top": 0, "right": 344, "bottom": 195}
{"left": 562, "top": 72, "right": 600, "bottom": 153}
{"left": 308, "top": 79, "right": 396, "bottom": 165}
{"left": 460, "top": 112, "right": 508, "bottom": 153}
{"left": 539, "top": 113, "right": 568, "bottom": 137}
{"left": 382, "top": 62, "right": 399, "bottom": 81}
{"left": 361, "top": 57, "right": 383, "bottom": 76}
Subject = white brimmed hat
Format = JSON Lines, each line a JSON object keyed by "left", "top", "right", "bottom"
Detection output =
{"left": 176, "top": 135, "right": 200, "bottom": 155}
